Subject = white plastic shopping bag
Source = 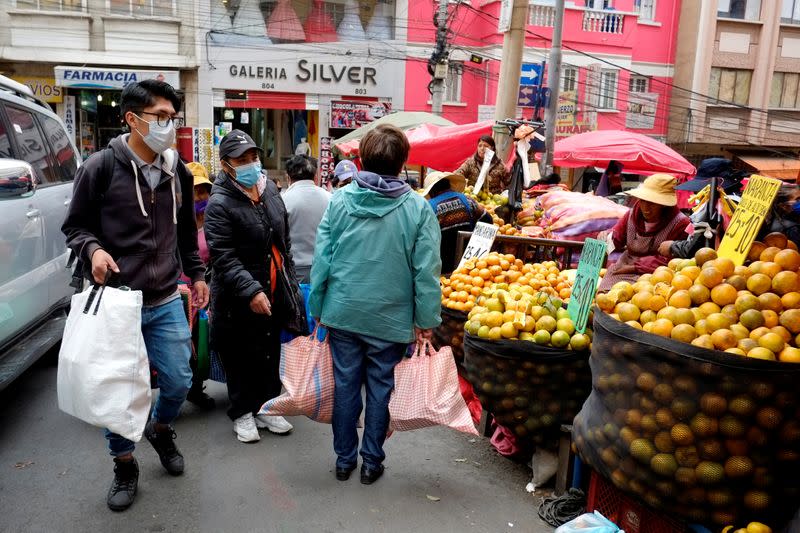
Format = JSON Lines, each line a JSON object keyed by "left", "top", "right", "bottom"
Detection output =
{"left": 57, "top": 283, "right": 151, "bottom": 442}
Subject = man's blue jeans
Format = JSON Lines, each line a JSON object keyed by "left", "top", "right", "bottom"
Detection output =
{"left": 105, "top": 297, "right": 192, "bottom": 457}
{"left": 328, "top": 328, "right": 407, "bottom": 470}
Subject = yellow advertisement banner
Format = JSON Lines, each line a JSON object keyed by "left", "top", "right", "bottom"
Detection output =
{"left": 717, "top": 174, "right": 783, "bottom": 265}
{"left": 11, "top": 76, "right": 63, "bottom": 103}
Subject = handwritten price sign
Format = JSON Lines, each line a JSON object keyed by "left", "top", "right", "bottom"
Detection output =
{"left": 456, "top": 222, "right": 499, "bottom": 271}
{"left": 717, "top": 175, "right": 782, "bottom": 266}
{"left": 567, "top": 238, "right": 607, "bottom": 333}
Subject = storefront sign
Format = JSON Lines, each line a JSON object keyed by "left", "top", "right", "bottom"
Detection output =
{"left": 555, "top": 90, "right": 596, "bottom": 140}
{"left": 12, "top": 76, "right": 62, "bottom": 103}
{"left": 568, "top": 238, "right": 607, "bottom": 333}
{"left": 62, "top": 95, "right": 76, "bottom": 140}
{"left": 319, "top": 136, "right": 335, "bottom": 185}
{"left": 207, "top": 45, "right": 403, "bottom": 98}
{"left": 54, "top": 66, "right": 181, "bottom": 90}
{"left": 457, "top": 222, "right": 499, "bottom": 271}
{"left": 626, "top": 92, "right": 659, "bottom": 130}
{"left": 717, "top": 175, "right": 782, "bottom": 265}
{"left": 330, "top": 101, "right": 391, "bottom": 129}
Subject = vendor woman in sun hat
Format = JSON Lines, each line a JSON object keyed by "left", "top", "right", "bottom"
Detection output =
{"left": 597, "top": 174, "right": 691, "bottom": 291}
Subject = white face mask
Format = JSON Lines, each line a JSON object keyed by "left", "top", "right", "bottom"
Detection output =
{"left": 134, "top": 115, "right": 176, "bottom": 154}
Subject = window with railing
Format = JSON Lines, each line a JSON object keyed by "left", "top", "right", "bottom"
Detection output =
{"left": 782, "top": 0, "right": 800, "bottom": 24}
{"left": 445, "top": 63, "right": 463, "bottom": 103}
{"left": 14, "top": 0, "right": 85, "bottom": 11}
{"left": 717, "top": 0, "right": 761, "bottom": 21}
{"left": 633, "top": 0, "right": 655, "bottom": 21}
{"left": 561, "top": 67, "right": 578, "bottom": 93}
{"left": 709, "top": 67, "right": 752, "bottom": 105}
{"left": 599, "top": 70, "right": 618, "bottom": 109}
{"left": 529, "top": 2, "right": 556, "bottom": 27}
{"left": 770, "top": 72, "right": 800, "bottom": 108}
{"left": 629, "top": 75, "right": 649, "bottom": 93}
{"left": 109, "top": 0, "right": 175, "bottom": 17}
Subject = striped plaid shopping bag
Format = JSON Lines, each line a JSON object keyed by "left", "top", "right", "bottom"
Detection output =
{"left": 389, "top": 341, "right": 478, "bottom": 435}
{"left": 260, "top": 327, "right": 333, "bottom": 423}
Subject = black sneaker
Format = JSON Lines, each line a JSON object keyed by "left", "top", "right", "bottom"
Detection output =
{"left": 107, "top": 458, "right": 139, "bottom": 512}
{"left": 144, "top": 420, "right": 184, "bottom": 476}
{"left": 187, "top": 384, "right": 216, "bottom": 411}
{"left": 360, "top": 464, "right": 384, "bottom": 485}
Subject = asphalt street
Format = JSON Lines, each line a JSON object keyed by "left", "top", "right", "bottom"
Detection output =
{"left": 0, "top": 352, "right": 553, "bottom": 533}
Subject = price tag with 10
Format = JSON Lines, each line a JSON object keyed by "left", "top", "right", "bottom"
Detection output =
{"left": 567, "top": 238, "right": 607, "bottom": 334}
{"left": 456, "top": 222, "right": 499, "bottom": 271}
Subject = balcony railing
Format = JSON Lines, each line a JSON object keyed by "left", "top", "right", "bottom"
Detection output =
{"left": 582, "top": 9, "right": 624, "bottom": 34}
{"left": 529, "top": 4, "right": 555, "bottom": 27}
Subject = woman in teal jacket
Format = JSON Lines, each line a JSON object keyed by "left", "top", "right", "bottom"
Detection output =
{"left": 309, "top": 125, "right": 441, "bottom": 485}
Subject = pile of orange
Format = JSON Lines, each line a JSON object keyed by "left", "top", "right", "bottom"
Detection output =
{"left": 441, "top": 252, "right": 572, "bottom": 312}
{"left": 600, "top": 234, "right": 800, "bottom": 363}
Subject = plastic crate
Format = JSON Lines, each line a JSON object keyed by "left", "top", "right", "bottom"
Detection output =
{"left": 586, "top": 470, "right": 687, "bottom": 533}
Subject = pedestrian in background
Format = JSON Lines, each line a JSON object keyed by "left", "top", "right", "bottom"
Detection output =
{"left": 62, "top": 80, "right": 208, "bottom": 511}
{"left": 182, "top": 162, "right": 216, "bottom": 410}
{"left": 309, "top": 124, "right": 442, "bottom": 485}
{"left": 331, "top": 159, "right": 358, "bottom": 189}
{"left": 204, "top": 130, "right": 297, "bottom": 443}
{"left": 282, "top": 155, "right": 330, "bottom": 284}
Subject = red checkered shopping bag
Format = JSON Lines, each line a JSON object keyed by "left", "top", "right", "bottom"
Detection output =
{"left": 259, "top": 327, "right": 333, "bottom": 423}
{"left": 389, "top": 341, "right": 478, "bottom": 435}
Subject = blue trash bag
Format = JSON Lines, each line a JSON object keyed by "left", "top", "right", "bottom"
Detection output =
{"left": 554, "top": 512, "right": 620, "bottom": 533}
{"left": 280, "top": 283, "right": 317, "bottom": 344}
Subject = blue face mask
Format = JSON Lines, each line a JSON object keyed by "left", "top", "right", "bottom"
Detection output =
{"left": 792, "top": 201, "right": 800, "bottom": 215}
{"left": 194, "top": 199, "right": 208, "bottom": 214}
{"left": 229, "top": 161, "right": 262, "bottom": 188}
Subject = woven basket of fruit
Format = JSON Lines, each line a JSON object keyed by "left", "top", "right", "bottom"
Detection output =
{"left": 573, "top": 310, "right": 800, "bottom": 528}
{"left": 463, "top": 334, "right": 591, "bottom": 449}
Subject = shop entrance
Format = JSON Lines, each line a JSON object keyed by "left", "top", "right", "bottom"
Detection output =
{"left": 74, "top": 89, "right": 123, "bottom": 158}
{"left": 214, "top": 105, "right": 318, "bottom": 182}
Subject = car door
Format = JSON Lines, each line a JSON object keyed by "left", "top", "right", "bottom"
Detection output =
{"left": 0, "top": 104, "right": 48, "bottom": 346}
{"left": 32, "top": 111, "right": 79, "bottom": 308}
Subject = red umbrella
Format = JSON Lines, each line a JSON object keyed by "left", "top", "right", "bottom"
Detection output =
{"left": 545, "top": 129, "right": 696, "bottom": 177}
{"left": 336, "top": 120, "right": 494, "bottom": 171}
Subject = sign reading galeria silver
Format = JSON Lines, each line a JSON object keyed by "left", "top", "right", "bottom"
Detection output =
{"left": 205, "top": 44, "right": 403, "bottom": 98}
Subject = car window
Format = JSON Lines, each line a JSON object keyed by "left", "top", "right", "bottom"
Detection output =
{"left": 38, "top": 114, "right": 78, "bottom": 182}
{"left": 0, "top": 114, "right": 11, "bottom": 159}
{"left": 5, "top": 105, "right": 60, "bottom": 185}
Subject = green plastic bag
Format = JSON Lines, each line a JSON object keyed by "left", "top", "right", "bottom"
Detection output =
{"left": 193, "top": 309, "right": 210, "bottom": 381}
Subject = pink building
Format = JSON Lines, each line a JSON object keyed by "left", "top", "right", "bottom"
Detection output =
{"left": 405, "top": 0, "right": 682, "bottom": 141}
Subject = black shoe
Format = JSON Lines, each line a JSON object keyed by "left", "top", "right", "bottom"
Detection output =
{"left": 336, "top": 465, "right": 356, "bottom": 481}
{"left": 144, "top": 420, "right": 184, "bottom": 476}
{"left": 187, "top": 385, "right": 216, "bottom": 411}
{"left": 107, "top": 458, "right": 139, "bottom": 512}
{"left": 360, "top": 464, "right": 384, "bottom": 485}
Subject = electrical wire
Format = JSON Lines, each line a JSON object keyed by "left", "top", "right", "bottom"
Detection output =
{"left": 537, "top": 488, "right": 587, "bottom": 527}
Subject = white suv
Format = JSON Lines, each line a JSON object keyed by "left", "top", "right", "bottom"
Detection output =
{"left": 0, "top": 76, "right": 81, "bottom": 390}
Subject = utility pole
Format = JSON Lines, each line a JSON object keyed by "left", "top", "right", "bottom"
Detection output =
{"left": 543, "top": 0, "right": 565, "bottom": 175}
{"left": 493, "top": 0, "right": 528, "bottom": 160}
{"left": 429, "top": 0, "right": 450, "bottom": 116}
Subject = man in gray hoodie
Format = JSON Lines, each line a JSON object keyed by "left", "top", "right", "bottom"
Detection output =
{"left": 62, "top": 80, "right": 207, "bottom": 512}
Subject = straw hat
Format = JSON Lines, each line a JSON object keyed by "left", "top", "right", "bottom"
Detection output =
{"left": 625, "top": 173, "right": 678, "bottom": 207}
{"left": 186, "top": 162, "right": 213, "bottom": 188}
{"left": 420, "top": 171, "right": 466, "bottom": 198}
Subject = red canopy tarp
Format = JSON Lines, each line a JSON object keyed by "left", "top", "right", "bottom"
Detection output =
{"left": 543, "top": 129, "right": 696, "bottom": 177}
{"left": 335, "top": 120, "right": 493, "bottom": 171}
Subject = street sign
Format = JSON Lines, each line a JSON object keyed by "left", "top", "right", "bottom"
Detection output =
{"left": 717, "top": 174, "right": 782, "bottom": 265}
{"left": 520, "top": 63, "right": 543, "bottom": 86}
{"left": 518, "top": 85, "right": 537, "bottom": 107}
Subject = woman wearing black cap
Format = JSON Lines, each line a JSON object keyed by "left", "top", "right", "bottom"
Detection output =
{"left": 454, "top": 135, "right": 510, "bottom": 194}
{"left": 204, "top": 129, "right": 302, "bottom": 443}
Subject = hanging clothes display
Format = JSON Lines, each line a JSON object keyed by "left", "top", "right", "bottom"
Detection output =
{"left": 304, "top": 0, "right": 338, "bottom": 43}
{"left": 364, "top": 2, "right": 392, "bottom": 40}
{"left": 267, "top": 0, "right": 305, "bottom": 43}
{"left": 337, "top": 0, "right": 367, "bottom": 41}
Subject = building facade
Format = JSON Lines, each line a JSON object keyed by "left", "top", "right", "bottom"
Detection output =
{"left": 0, "top": 0, "right": 200, "bottom": 158}
{"left": 669, "top": 0, "right": 800, "bottom": 178}
{"left": 405, "top": 0, "right": 682, "bottom": 141}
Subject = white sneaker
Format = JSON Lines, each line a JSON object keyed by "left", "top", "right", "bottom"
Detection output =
{"left": 233, "top": 413, "right": 260, "bottom": 443}
{"left": 255, "top": 415, "right": 293, "bottom": 434}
